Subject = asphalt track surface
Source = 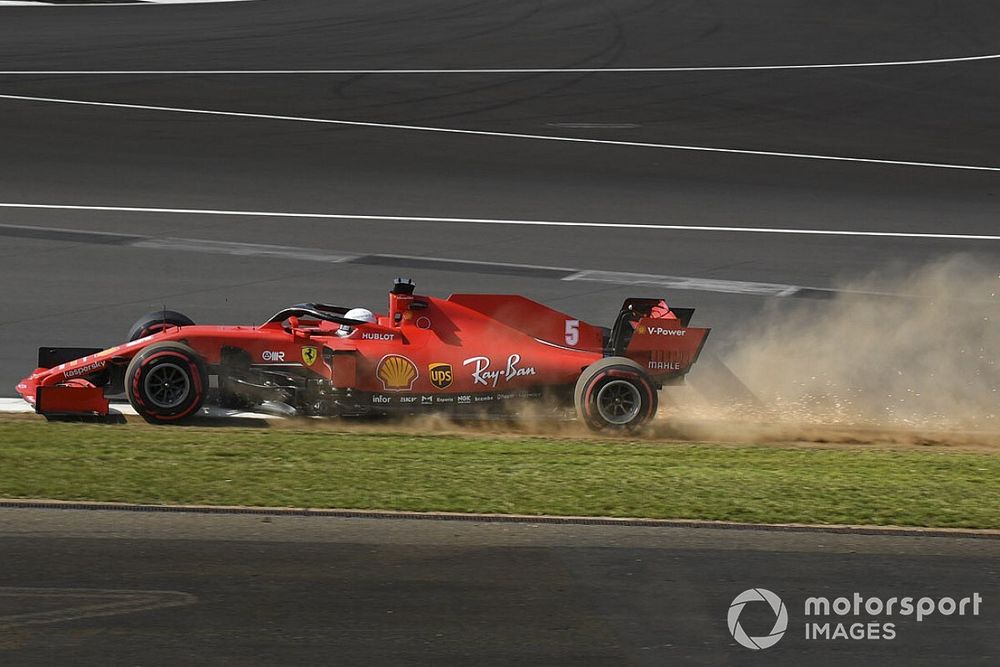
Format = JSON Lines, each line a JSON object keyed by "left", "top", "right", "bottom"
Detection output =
{"left": 0, "top": 508, "right": 997, "bottom": 665}
{"left": 1, "top": 0, "right": 999, "bottom": 389}
{"left": 1, "top": 2, "right": 999, "bottom": 663}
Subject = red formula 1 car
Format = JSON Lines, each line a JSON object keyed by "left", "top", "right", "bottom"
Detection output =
{"left": 16, "top": 279, "right": 709, "bottom": 431}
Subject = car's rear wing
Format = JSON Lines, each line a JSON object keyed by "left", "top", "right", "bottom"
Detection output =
{"left": 608, "top": 298, "right": 710, "bottom": 381}
{"left": 624, "top": 316, "right": 709, "bottom": 380}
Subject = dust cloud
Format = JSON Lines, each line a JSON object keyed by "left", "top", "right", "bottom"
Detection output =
{"left": 680, "top": 256, "right": 1000, "bottom": 439}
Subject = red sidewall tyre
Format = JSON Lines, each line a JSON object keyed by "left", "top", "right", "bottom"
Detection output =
{"left": 575, "top": 357, "right": 658, "bottom": 432}
{"left": 125, "top": 342, "right": 207, "bottom": 424}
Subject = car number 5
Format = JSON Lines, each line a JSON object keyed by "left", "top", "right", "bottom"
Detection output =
{"left": 565, "top": 319, "right": 580, "bottom": 346}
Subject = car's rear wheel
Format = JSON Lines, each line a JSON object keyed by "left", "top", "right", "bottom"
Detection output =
{"left": 575, "top": 357, "right": 658, "bottom": 432}
{"left": 125, "top": 342, "right": 207, "bottom": 424}
{"left": 127, "top": 310, "right": 195, "bottom": 342}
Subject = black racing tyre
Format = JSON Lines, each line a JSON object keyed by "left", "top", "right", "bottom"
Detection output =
{"left": 574, "top": 357, "right": 658, "bottom": 432}
{"left": 125, "top": 342, "right": 208, "bottom": 424}
{"left": 127, "top": 310, "right": 195, "bottom": 342}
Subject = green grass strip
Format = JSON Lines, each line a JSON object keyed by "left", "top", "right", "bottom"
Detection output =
{"left": 0, "top": 420, "right": 997, "bottom": 528}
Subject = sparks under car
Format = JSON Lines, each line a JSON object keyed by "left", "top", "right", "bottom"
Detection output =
{"left": 16, "top": 279, "right": 710, "bottom": 431}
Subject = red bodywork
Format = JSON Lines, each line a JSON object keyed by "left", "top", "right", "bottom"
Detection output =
{"left": 16, "top": 290, "right": 709, "bottom": 418}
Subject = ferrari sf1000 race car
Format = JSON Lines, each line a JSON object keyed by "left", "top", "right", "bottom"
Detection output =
{"left": 16, "top": 279, "right": 710, "bottom": 431}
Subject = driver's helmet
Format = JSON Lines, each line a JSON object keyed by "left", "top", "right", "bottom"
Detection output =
{"left": 337, "top": 307, "right": 376, "bottom": 337}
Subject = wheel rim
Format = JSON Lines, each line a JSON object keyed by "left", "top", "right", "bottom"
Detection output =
{"left": 595, "top": 379, "right": 642, "bottom": 425}
{"left": 143, "top": 361, "right": 191, "bottom": 409}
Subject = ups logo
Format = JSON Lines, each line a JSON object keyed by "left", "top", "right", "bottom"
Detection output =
{"left": 428, "top": 363, "right": 453, "bottom": 390}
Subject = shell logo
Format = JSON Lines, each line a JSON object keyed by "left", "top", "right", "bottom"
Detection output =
{"left": 376, "top": 354, "right": 418, "bottom": 391}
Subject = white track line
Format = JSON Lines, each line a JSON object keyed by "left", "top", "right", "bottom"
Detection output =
{"left": 2, "top": 53, "right": 999, "bottom": 73}
{"left": 131, "top": 237, "right": 358, "bottom": 263}
{"left": 0, "top": 0, "right": 250, "bottom": 6}
{"left": 0, "top": 397, "right": 272, "bottom": 419}
{"left": 0, "top": 588, "right": 198, "bottom": 630}
{"left": 0, "top": 223, "right": 846, "bottom": 296}
{"left": 373, "top": 252, "right": 578, "bottom": 273}
{"left": 563, "top": 270, "right": 806, "bottom": 297}
{"left": 0, "top": 93, "right": 997, "bottom": 173}
{"left": 2, "top": 203, "right": 1000, "bottom": 240}
{"left": 0, "top": 223, "right": 830, "bottom": 296}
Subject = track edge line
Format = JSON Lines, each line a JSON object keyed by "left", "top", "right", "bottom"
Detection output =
{"left": 1, "top": 499, "right": 996, "bottom": 538}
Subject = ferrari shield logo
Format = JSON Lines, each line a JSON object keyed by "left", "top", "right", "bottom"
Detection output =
{"left": 377, "top": 354, "right": 418, "bottom": 391}
{"left": 301, "top": 346, "right": 319, "bottom": 366}
{"left": 428, "top": 363, "right": 453, "bottom": 390}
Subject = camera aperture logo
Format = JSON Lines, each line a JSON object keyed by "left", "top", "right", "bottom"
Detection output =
{"left": 728, "top": 588, "right": 788, "bottom": 650}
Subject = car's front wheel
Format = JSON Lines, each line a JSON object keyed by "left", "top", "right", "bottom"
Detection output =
{"left": 575, "top": 357, "right": 658, "bottom": 432}
{"left": 125, "top": 342, "right": 208, "bottom": 424}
